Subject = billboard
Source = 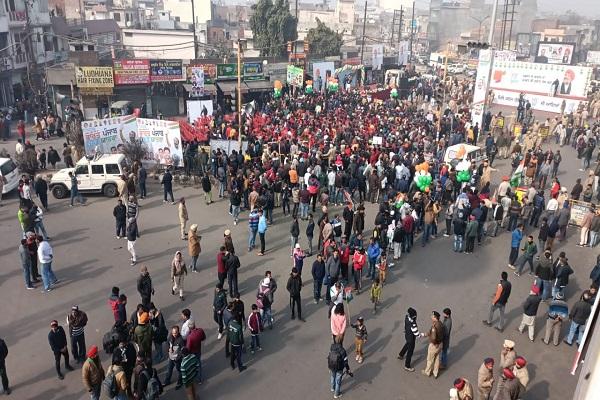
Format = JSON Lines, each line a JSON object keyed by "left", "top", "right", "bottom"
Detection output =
{"left": 75, "top": 67, "right": 114, "bottom": 88}
{"left": 489, "top": 61, "right": 592, "bottom": 114}
{"left": 189, "top": 67, "right": 205, "bottom": 97}
{"left": 470, "top": 49, "right": 493, "bottom": 128}
{"left": 150, "top": 60, "right": 184, "bottom": 82}
{"left": 372, "top": 45, "right": 383, "bottom": 70}
{"left": 535, "top": 42, "right": 575, "bottom": 65}
{"left": 243, "top": 62, "right": 264, "bottom": 80}
{"left": 136, "top": 118, "right": 184, "bottom": 167}
{"left": 81, "top": 115, "right": 138, "bottom": 156}
{"left": 113, "top": 59, "right": 150, "bottom": 85}
{"left": 217, "top": 63, "right": 238, "bottom": 79}
{"left": 287, "top": 65, "right": 304, "bottom": 87}
{"left": 312, "top": 61, "right": 335, "bottom": 92}
{"left": 186, "top": 63, "right": 216, "bottom": 84}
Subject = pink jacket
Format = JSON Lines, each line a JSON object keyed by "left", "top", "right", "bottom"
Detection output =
{"left": 331, "top": 313, "right": 347, "bottom": 336}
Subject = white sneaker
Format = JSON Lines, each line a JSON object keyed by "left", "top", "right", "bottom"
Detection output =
{"left": 217, "top": 333, "right": 223, "bottom": 340}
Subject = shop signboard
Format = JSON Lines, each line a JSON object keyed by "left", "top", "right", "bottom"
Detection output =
{"left": 150, "top": 60, "right": 184, "bottom": 82}
{"left": 113, "top": 59, "right": 150, "bottom": 85}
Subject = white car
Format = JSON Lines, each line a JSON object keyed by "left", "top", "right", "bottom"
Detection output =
{"left": 448, "top": 64, "right": 466, "bottom": 74}
{"left": 0, "top": 157, "right": 19, "bottom": 194}
{"left": 49, "top": 154, "right": 128, "bottom": 199}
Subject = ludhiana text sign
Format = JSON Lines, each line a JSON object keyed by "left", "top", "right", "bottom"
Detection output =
{"left": 113, "top": 59, "right": 151, "bottom": 85}
{"left": 75, "top": 67, "right": 114, "bottom": 88}
{"left": 150, "top": 60, "right": 184, "bottom": 82}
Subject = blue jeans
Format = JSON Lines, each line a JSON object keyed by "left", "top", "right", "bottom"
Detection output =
{"left": 232, "top": 205, "right": 240, "bottom": 222}
{"left": 22, "top": 261, "right": 32, "bottom": 287}
{"left": 440, "top": 345, "right": 449, "bottom": 367}
{"left": 368, "top": 258, "right": 377, "bottom": 279}
{"left": 300, "top": 203, "right": 309, "bottom": 219}
{"left": 453, "top": 234, "right": 464, "bottom": 252}
{"left": 540, "top": 280, "right": 552, "bottom": 301}
{"left": 552, "top": 285, "right": 565, "bottom": 299}
{"left": 41, "top": 261, "right": 57, "bottom": 290}
{"left": 89, "top": 384, "right": 101, "bottom": 400}
{"left": 165, "top": 358, "right": 182, "bottom": 386}
{"left": 248, "top": 228, "right": 257, "bottom": 249}
{"left": 139, "top": 180, "right": 147, "bottom": 197}
{"left": 566, "top": 321, "right": 584, "bottom": 345}
{"left": 516, "top": 255, "right": 535, "bottom": 274}
{"left": 70, "top": 190, "right": 84, "bottom": 206}
{"left": 421, "top": 224, "right": 433, "bottom": 246}
{"left": 34, "top": 221, "right": 49, "bottom": 239}
{"left": 330, "top": 370, "right": 343, "bottom": 396}
{"left": 250, "top": 334, "right": 261, "bottom": 351}
{"left": 328, "top": 185, "right": 336, "bottom": 202}
{"left": 313, "top": 279, "right": 323, "bottom": 301}
{"left": 334, "top": 189, "right": 344, "bottom": 204}
{"left": 261, "top": 307, "right": 273, "bottom": 328}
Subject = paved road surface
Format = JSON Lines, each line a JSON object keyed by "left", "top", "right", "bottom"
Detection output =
{"left": 0, "top": 135, "right": 593, "bottom": 399}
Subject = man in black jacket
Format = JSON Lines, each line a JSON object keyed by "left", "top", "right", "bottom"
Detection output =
{"left": 534, "top": 249, "right": 554, "bottom": 300}
{"left": 0, "top": 337, "right": 10, "bottom": 394}
{"left": 290, "top": 217, "right": 300, "bottom": 256}
{"left": 483, "top": 271, "right": 512, "bottom": 332}
{"left": 328, "top": 336, "right": 352, "bottom": 399}
{"left": 48, "top": 320, "right": 73, "bottom": 380}
{"left": 224, "top": 251, "right": 240, "bottom": 298}
{"left": 113, "top": 200, "right": 127, "bottom": 239}
{"left": 398, "top": 307, "right": 424, "bottom": 371}
{"left": 201, "top": 173, "right": 212, "bottom": 205}
{"left": 34, "top": 175, "right": 48, "bottom": 210}
{"left": 286, "top": 268, "right": 304, "bottom": 321}
{"left": 137, "top": 266, "right": 154, "bottom": 308}
{"left": 517, "top": 285, "right": 542, "bottom": 341}
{"left": 311, "top": 254, "right": 326, "bottom": 304}
{"left": 565, "top": 291, "right": 592, "bottom": 346}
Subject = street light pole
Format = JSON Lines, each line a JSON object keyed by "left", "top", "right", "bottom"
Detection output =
{"left": 488, "top": 0, "right": 499, "bottom": 47}
{"left": 237, "top": 39, "right": 243, "bottom": 151}
{"left": 471, "top": 15, "right": 490, "bottom": 42}
{"left": 191, "top": 0, "right": 199, "bottom": 59}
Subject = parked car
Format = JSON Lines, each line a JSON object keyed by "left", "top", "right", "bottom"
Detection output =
{"left": 0, "top": 157, "right": 19, "bottom": 194}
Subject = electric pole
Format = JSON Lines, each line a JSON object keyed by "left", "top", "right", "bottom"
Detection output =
{"left": 398, "top": 6, "right": 403, "bottom": 48}
{"left": 191, "top": 0, "right": 199, "bottom": 59}
{"left": 359, "top": 1, "right": 367, "bottom": 66}
{"left": 409, "top": 1, "right": 415, "bottom": 63}
{"left": 488, "top": 0, "right": 499, "bottom": 47}
{"left": 237, "top": 39, "right": 243, "bottom": 151}
{"left": 295, "top": 0, "right": 299, "bottom": 56}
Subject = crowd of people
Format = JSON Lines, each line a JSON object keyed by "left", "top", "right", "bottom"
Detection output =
{"left": 2, "top": 71, "right": 600, "bottom": 400}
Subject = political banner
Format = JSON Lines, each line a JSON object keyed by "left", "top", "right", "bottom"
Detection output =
{"left": 372, "top": 45, "right": 383, "bottom": 70}
{"left": 81, "top": 115, "right": 138, "bottom": 156}
{"left": 286, "top": 65, "right": 304, "bottom": 87}
{"left": 243, "top": 62, "right": 264, "bottom": 80}
{"left": 150, "top": 60, "right": 184, "bottom": 82}
{"left": 75, "top": 67, "right": 114, "bottom": 88}
{"left": 398, "top": 41, "right": 410, "bottom": 65}
{"left": 312, "top": 61, "right": 335, "bottom": 93}
{"left": 470, "top": 49, "right": 493, "bottom": 128}
{"left": 535, "top": 42, "right": 575, "bottom": 65}
{"left": 217, "top": 63, "right": 238, "bottom": 79}
{"left": 113, "top": 59, "right": 150, "bottom": 85}
{"left": 136, "top": 118, "right": 184, "bottom": 167}
{"left": 489, "top": 61, "right": 593, "bottom": 113}
{"left": 190, "top": 67, "right": 205, "bottom": 97}
{"left": 186, "top": 63, "right": 216, "bottom": 84}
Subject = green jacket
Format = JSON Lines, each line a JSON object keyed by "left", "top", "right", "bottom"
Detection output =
{"left": 227, "top": 319, "right": 243, "bottom": 346}
{"left": 180, "top": 354, "right": 198, "bottom": 385}
{"left": 133, "top": 324, "right": 153, "bottom": 355}
{"left": 465, "top": 221, "right": 479, "bottom": 238}
{"left": 522, "top": 241, "right": 538, "bottom": 257}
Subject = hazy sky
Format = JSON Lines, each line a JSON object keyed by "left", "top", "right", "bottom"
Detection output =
{"left": 537, "top": 0, "right": 599, "bottom": 16}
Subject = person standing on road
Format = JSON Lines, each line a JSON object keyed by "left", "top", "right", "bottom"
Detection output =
{"left": 164, "top": 325, "right": 185, "bottom": 389}
{"left": 512, "top": 357, "right": 529, "bottom": 391}
{"left": 188, "top": 224, "right": 201, "bottom": 272}
{"left": 543, "top": 292, "right": 568, "bottom": 346}
{"left": 398, "top": 307, "right": 424, "bottom": 372}
{"left": 82, "top": 345, "right": 104, "bottom": 400}
{"left": 185, "top": 320, "right": 206, "bottom": 384}
{"left": 149, "top": 303, "right": 167, "bottom": 363}
{"left": 113, "top": 200, "right": 127, "bottom": 239}
{"left": 328, "top": 335, "right": 352, "bottom": 399}
{"left": 286, "top": 268, "right": 304, "bottom": 321}
{"left": 213, "top": 283, "right": 227, "bottom": 340}
{"left": 350, "top": 316, "right": 368, "bottom": 364}
{"left": 180, "top": 347, "right": 200, "bottom": 399}
{"left": 126, "top": 217, "right": 139, "bottom": 266}
{"left": 440, "top": 308, "right": 452, "bottom": 369}
{"left": 19, "top": 238, "right": 34, "bottom": 289}
{"left": 517, "top": 284, "right": 542, "bottom": 341}
{"left": 48, "top": 320, "right": 74, "bottom": 380}
{"left": 500, "top": 339, "right": 516, "bottom": 369}
{"left": 136, "top": 266, "right": 153, "bottom": 308}
{"left": 34, "top": 175, "right": 48, "bottom": 210}
{"left": 493, "top": 368, "right": 522, "bottom": 400}
{"left": 514, "top": 235, "right": 538, "bottom": 277}
{"left": 0, "top": 337, "right": 11, "bottom": 395}
{"left": 37, "top": 236, "right": 58, "bottom": 293}
{"left": 257, "top": 209, "right": 268, "bottom": 256}
{"left": 290, "top": 216, "right": 300, "bottom": 256}
{"left": 105, "top": 358, "right": 128, "bottom": 400}
{"left": 225, "top": 250, "right": 240, "bottom": 298}
{"left": 507, "top": 224, "right": 524, "bottom": 269}
{"left": 422, "top": 311, "right": 444, "bottom": 379}
{"left": 227, "top": 314, "right": 246, "bottom": 372}
{"left": 133, "top": 313, "right": 152, "bottom": 360}
{"left": 477, "top": 358, "right": 495, "bottom": 400}
{"left": 325, "top": 250, "right": 341, "bottom": 305}
{"left": 178, "top": 198, "right": 189, "bottom": 240}
{"left": 170, "top": 251, "right": 188, "bottom": 301}
{"left": 66, "top": 305, "right": 88, "bottom": 364}
{"left": 137, "top": 164, "right": 147, "bottom": 199}
{"left": 247, "top": 209, "right": 259, "bottom": 252}
{"left": 311, "top": 253, "right": 326, "bottom": 303}
{"left": 483, "top": 271, "right": 512, "bottom": 332}
{"left": 161, "top": 168, "right": 175, "bottom": 204}
{"left": 201, "top": 173, "right": 212, "bottom": 205}
{"left": 564, "top": 291, "right": 592, "bottom": 346}
{"left": 216, "top": 246, "right": 227, "bottom": 287}
{"left": 68, "top": 171, "right": 85, "bottom": 207}
{"left": 534, "top": 249, "right": 554, "bottom": 301}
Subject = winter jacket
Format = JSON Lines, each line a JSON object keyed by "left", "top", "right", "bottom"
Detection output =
{"left": 522, "top": 294, "right": 542, "bottom": 317}
{"left": 133, "top": 324, "right": 153, "bottom": 356}
{"left": 286, "top": 274, "right": 303, "bottom": 297}
{"left": 126, "top": 220, "right": 138, "bottom": 241}
{"left": 312, "top": 259, "right": 326, "bottom": 282}
{"left": 326, "top": 255, "right": 341, "bottom": 279}
{"left": 290, "top": 220, "right": 300, "bottom": 237}
{"left": 106, "top": 365, "right": 128, "bottom": 393}
{"left": 493, "top": 279, "right": 512, "bottom": 306}
{"left": 511, "top": 229, "right": 523, "bottom": 248}
{"left": 167, "top": 334, "right": 185, "bottom": 361}
{"left": 554, "top": 262, "right": 573, "bottom": 287}
{"left": 534, "top": 255, "right": 554, "bottom": 280}
{"left": 186, "top": 328, "right": 206, "bottom": 354}
{"left": 137, "top": 274, "right": 153, "bottom": 299}
{"left": 188, "top": 233, "right": 200, "bottom": 257}
{"left": 367, "top": 243, "right": 381, "bottom": 261}
{"left": 352, "top": 252, "right": 366, "bottom": 271}
{"left": 82, "top": 357, "right": 105, "bottom": 391}
{"left": 330, "top": 313, "right": 347, "bottom": 337}
{"left": 113, "top": 204, "right": 126, "bottom": 222}
{"left": 478, "top": 363, "right": 494, "bottom": 392}
{"left": 225, "top": 253, "right": 240, "bottom": 277}
{"left": 570, "top": 300, "right": 592, "bottom": 325}
{"left": 247, "top": 312, "right": 263, "bottom": 335}
{"left": 404, "top": 314, "right": 421, "bottom": 340}
{"left": 465, "top": 220, "right": 479, "bottom": 238}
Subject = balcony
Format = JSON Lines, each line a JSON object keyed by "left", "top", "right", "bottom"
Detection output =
{"left": 8, "top": 11, "right": 27, "bottom": 27}
{"left": 12, "top": 52, "right": 28, "bottom": 68}
{"left": 0, "top": 56, "right": 11, "bottom": 72}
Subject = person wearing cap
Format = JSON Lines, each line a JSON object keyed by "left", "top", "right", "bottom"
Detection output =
{"left": 517, "top": 284, "right": 542, "bottom": 341}
{"left": 48, "top": 320, "right": 73, "bottom": 380}
{"left": 493, "top": 368, "right": 522, "bottom": 400}
{"left": 453, "top": 377, "right": 474, "bottom": 400}
{"left": 512, "top": 356, "right": 529, "bottom": 390}
{"left": 82, "top": 345, "right": 105, "bottom": 400}
{"left": 66, "top": 305, "right": 88, "bottom": 364}
{"left": 543, "top": 291, "right": 569, "bottom": 346}
{"left": 499, "top": 339, "right": 516, "bottom": 369}
{"left": 187, "top": 224, "right": 201, "bottom": 273}
{"left": 478, "top": 358, "right": 495, "bottom": 400}
{"left": 223, "top": 229, "right": 235, "bottom": 254}
{"left": 565, "top": 291, "right": 592, "bottom": 346}
{"left": 133, "top": 312, "right": 152, "bottom": 359}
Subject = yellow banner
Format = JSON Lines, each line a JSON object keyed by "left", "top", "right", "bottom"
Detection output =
{"left": 75, "top": 67, "right": 114, "bottom": 88}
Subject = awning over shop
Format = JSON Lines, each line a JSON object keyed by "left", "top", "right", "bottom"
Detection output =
{"left": 182, "top": 83, "right": 216, "bottom": 95}
{"left": 217, "top": 81, "right": 247, "bottom": 96}
{"left": 244, "top": 80, "right": 272, "bottom": 92}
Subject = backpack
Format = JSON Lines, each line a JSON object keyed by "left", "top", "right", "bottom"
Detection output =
{"left": 142, "top": 370, "right": 161, "bottom": 400}
{"left": 102, "top": 370, "right": 118, "bottom": 399}
{"left": 327, "top": 347, "right": 344, "bottom": 371}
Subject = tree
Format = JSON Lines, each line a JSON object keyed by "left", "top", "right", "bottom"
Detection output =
{"left": 121, "top": 138, "right": 149, "bottom": 165}
{"left": 306, "top": 18, "right": 343, "bottom": 58}
{"left": 250, "top": 0, "right": 297, "bottom": 57}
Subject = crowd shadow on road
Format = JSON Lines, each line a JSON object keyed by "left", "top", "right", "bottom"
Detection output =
{"left": 527, "top": 379, "right": 550, "bottom": 399}
{"left": 142, "top": 223, "right": 179, "bottom": 235}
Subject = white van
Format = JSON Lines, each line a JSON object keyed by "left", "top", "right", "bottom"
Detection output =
{"left": 443, "top": 143, "right": 485, "bottom": 165}
{"left": 0, "top": 157, "right": 20, "bottom": 194}
{"left": 49, "top": 154, "right": 128, "bottom": 199}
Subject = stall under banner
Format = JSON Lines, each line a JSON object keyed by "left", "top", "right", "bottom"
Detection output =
{"left": 150, "top": 60, "right": 184, "bottom": 81}
{"left": 371, "top": 45, "right": 383, "bottom": 70}
{"left": 113, "top": 59, "right": 151, "bottom": 85}
{"left": 535, "top": 42, "right": 575, "bottom": 65}
{"left": 190, "top": 67, "right": 205, "bottom": 97}
{"left": 186, "top": 64, "right": 216, "bottom": 84}
{"left": 286, "top": 65, "right": 304, "bottom": 87}
{"left": 489, "top": 61, "right": 592, "bottom": 114}
{"left": 136, "top": 118, "right": 184, "bottom": 167}
{"left": 75, "top": 67, "right": 114, "bottom": 88}
{"left": 82, "top": 115, "right": 138, "bottom": 155}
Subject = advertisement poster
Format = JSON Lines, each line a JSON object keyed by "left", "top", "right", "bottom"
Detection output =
{"left": 286, "top": 65, "right": 304, "bottom": 87}
{"left": 398, "top": 41, "right": 410, "bottom": 65}
{"left": 190, "top": 67, "right": 205, "bottom": 97}
{"left": 587, "top": 51, "right": 600, "bottom": 65}
{"left": 81, "top": 115, "right": 138, "bottom": 155}
{"left": 312, "top": 61, "right": 335, "bottom": 92}
{"left": 186, "top": 64, "right": 216, "bottom": 84}
{"left": 371, "top": 45, "right": 383, "bottom": 70}
{"left": 217, "top": 63, "right": 238, "bottom": 79}
{"left": 470, "top": 49, "right": 493, "bottom": 128}
{"left": 150, "top": 60, "right": 184, "bottom": 82}
{"left": 535, "top": 42, "right": 575, "bottom": 65}
{"left": 489, "top": 61, "right": 592, "bottom": 113}
{"left": 243, "top": 62, "right": 264, "bottom": 80}
{"left": 75, "top": 67, "right": 114, "bottom": 88}
{"left": 137, "top": 118, "right": 184, "bottom": 167}
{"left": 113, "top": 59, "right": 151, "bottom": 85}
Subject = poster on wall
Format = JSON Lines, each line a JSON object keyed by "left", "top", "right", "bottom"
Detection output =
{"left": 190, "top": 67, "right": 205, "bottom": 97}
{"left": 81, "top": 115, "right": 138, "bottom": 156}
{"left": 217, "top": 63, "right": 238, "bottom": 79}
{"left": 136, "top": 118, "right": 184, "bottom": 167}
{"left": 243, "top": 62, "right": 264, "bottom": 80}
{"left": 186, "top": 64, "right": 216, "bottom": 84}
{"left": 150, "top": 60, "right": 184, "bottom": 82}
{"left": 286, "top": 65, "right": 304, "bottom": 87}
{"left": 586, "top": 51, "right": 600, "bottom": 65}
{"left": 489, "top": 61, "right": 592, "bottom": 114}
{"left": 535, "top": 42, "right": 575, "bottom": 65}
{"left": 398, "top": 41, "right": 410, "bottom": 65}
{"left": 371, "top": 45, "right": 383, "bottom": 70}
{"left": 113, "top": 59, "right": 150, "bottom": 85}
{"left": 470, "top": 49, "right": 493, "bottom": 128}
{"left": 312, "top": 61, "right": 335, "bottom": 93}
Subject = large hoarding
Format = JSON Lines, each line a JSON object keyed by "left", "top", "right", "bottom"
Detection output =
{"left": 150, "top": 60, "right": 184, "bottom": 82}
{"left": 81, "top": 115, "right": 138, "bottom": 155}
{"left": 470, "top": 49, "right": 493, "bottom": 128}
{"left": 136, "top": 118, "right": 184, "bottom": 167}
{"left": 489, "top": 61, "right": 592, "bottom": 114}
{"left": 312, "top": 61, "right": 335, "bottom": 92}
{"left": 535, "top": 42, "right": 575, "bottom": 65}
{"left": 113, "top": 59, "right": 151, "bottom": 85}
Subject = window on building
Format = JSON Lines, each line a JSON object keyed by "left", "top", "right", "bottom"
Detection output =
{"left": 113, "top": 12, "right": 121, "bottom": 21}
{"left": 125, "top": 32, "right": 133, "bottom": 37}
